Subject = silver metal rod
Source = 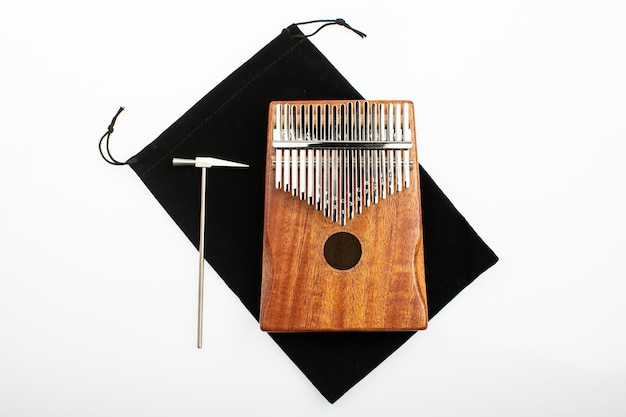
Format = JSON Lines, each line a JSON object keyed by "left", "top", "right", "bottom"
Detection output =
{"left": 347, "top": 103, "right": 354, "bottom": 220}
{"left": 379, "top": 104, "right": 387, "bottom": 200}
{"left": 395, "top": 103, "right": 403, "bottom": 193}
{"left": 315, "top": 104, "right": 322, "bottom": 210}
{"left": 314, "top": 148, "right": 321, "bottom": 209}
{"left": 362, "top": 101, "right": 369, "bottom": 209}
{"left": 269, "top": 157, "right": 415, "bottom": 168}
{"left": 372, "top": 103, "right": 379, "bottom": 204}
{"left": 340, "top": 105, "right": 347, "bottom": 226}
{"left": 283, "top": 105, "right": 290, "bottom": 192}
{"left": 307, "top": 105, "right": 314, "bottom": 205}
{"left": 387, "top": 103, "right": 395, "bottom": 196}
{"left": 353, "top": 101, "right": 360, "bottom": 217}
{"left": 291, "top": 106, "right": 298, "bottom": 197}
{"left": 332, "top": 105, "right": 339, "bottom": 223}
{"left": 197, "top": 166, "right": 207, "bottom": 349}
{"left": 275, "top": 104, "right": 282, "bottom": 189}
{"left": 307, "top": 148, "right": 314, "bottom": 204}
{"left": 324, "top": 147, "right": 330, "bottom": 216}
{"left": 323, "top": 105, "right": 330, "bottom": 217}
{"left": 403, "top": 102, "right": 411, "bottom": 188}
{"left": 272, "top": 140, "right": 412, "bottom": 150}
{"left": 299, "top": 105, "right": 306, "bottom": 200}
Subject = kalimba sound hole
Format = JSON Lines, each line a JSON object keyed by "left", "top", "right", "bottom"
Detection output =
{"left": 323, "top": 232, "right": 362, "bottom": 270}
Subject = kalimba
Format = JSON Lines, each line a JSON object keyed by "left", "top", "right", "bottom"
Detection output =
{"left": 260, "top": 100, "right": 427, "bottom": 331}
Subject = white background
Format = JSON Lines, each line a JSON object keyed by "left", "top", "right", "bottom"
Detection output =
{"left": 1, "top": 1, "right": 625, "bottom": 415}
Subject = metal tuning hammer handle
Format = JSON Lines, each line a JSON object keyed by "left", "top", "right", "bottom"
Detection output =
{"left": 172, "top": 156, "right": 249, "bottom": 348}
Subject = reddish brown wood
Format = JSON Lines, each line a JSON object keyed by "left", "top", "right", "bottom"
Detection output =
{"left": 260, "top": 100, "right": 427, "bottom": 331}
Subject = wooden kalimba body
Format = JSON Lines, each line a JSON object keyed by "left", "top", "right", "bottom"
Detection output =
{"left": 260, "top": 100, "right": 427, "bottom": 331}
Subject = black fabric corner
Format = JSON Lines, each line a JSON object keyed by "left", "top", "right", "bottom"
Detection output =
{"left": 126, "top": 24, "right": 497, "bottom": 403}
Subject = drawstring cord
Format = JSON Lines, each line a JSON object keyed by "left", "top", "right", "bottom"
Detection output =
{"left": 99, "top": 106, "right": 127, "bottom": 165}
{"left": 293, "top": 18, "right": 366, "bottom": 39}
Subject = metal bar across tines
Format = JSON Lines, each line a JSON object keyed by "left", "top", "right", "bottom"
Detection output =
{"left": 272, "top": 100, "right": 413, "bottom": 225}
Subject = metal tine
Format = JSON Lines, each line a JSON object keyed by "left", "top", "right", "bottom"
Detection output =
{"left": 315, "top": 104, "right": 322, "bottom": 210}
{"left": 307, "top": 104, "right": 314, "bottom": 204}
{"left": 395, "top": 103, "right": 403, "bottom": 193}
{"left": 355, "top": 100, "right": 361, "bottom": 213}
{"left": 275, "top": 104, "right": 282, "bottom": 190}
{"left": 283, "top": 104, "right": 290, "bottom": 193}
{"left": 291, "top": 106, "right": 298, "bottom": 197}
{"left": 291, "top": 105, "right": 299, "bottom": 197}
{"left": 363, "top": 101, "right": 371, "bottom": 208}
{"left": 387, "top": 103, "right": 395, "bottom": 196}
{"left": 403, "top": 102, "right": 411, "bottom": 188}
{"left": 324, "top": 104, "right": 330, "bottom": 217}
{"left": 379, "top": 103, "right": 387, "bottom": 200}
{"left": 331, "top": 104, "right": 339, "bottom": 223}
{"left": 347, "top": 101, "right": 355, "bottom": 220}
{"left": 299, "top": 105, "right": 306, "bottom": 200}
{"left": 340, "top": 103, "right": 347, "bottom": 226}
{"left": 371, "top": 102, "right": 378, "bottom": 205}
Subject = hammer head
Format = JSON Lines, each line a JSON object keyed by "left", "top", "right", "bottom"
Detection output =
{"left": 172, "top": 157, "right": 249, "bottom": 168}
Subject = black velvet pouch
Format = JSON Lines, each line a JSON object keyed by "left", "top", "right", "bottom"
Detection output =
{"left": 125, "top": 23, "right": 498, "bottom": 403}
